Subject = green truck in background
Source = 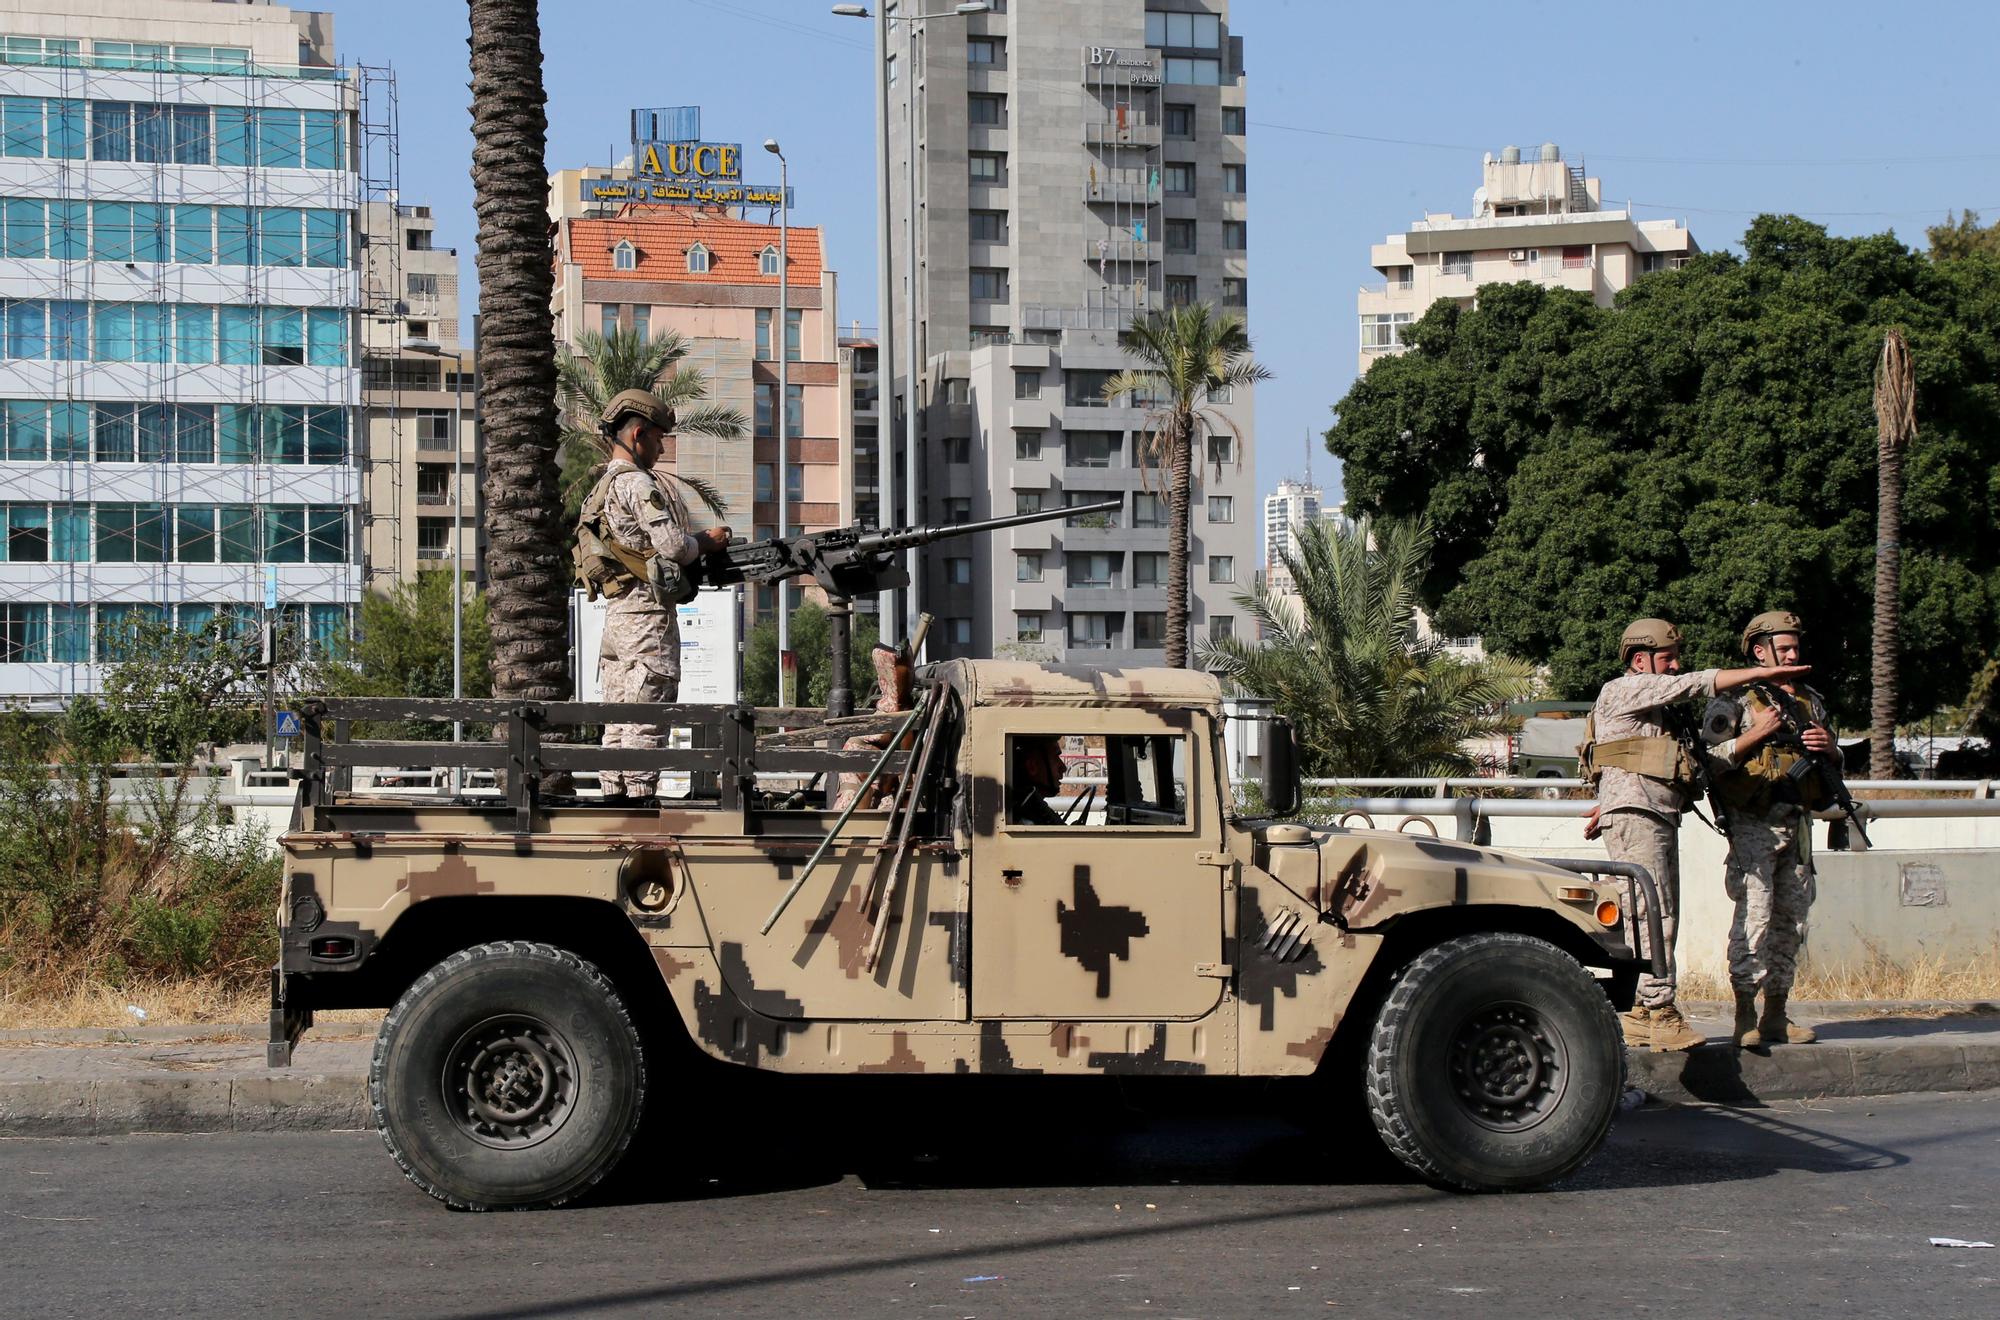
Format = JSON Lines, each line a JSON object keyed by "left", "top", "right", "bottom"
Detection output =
{"left": 1510, "top": 702, "right": 1594, "bottom": 779}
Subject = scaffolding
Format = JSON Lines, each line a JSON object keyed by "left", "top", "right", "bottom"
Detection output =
{"left": 354, "top": 61, "right": 402, "bottom": 589}
{"left": 0, "top": 52, "right": 365, "bottom": 705}
{"left": 1081, "top": 51, "right": 1164, "bottom": 330}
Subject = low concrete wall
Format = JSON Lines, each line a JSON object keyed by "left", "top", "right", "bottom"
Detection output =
{"left": 1340, "top": 807, "right": 2000, "bottom": 979}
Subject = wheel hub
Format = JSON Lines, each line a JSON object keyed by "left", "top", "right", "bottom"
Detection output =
{"left": 1449, "top": 1004, "right": 1568, "bottom": 1133}
{"left": 443, "top": 1017, "right": 578, "bottom": 1149}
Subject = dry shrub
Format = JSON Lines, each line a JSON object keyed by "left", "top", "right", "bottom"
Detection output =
{"left": 1682, "top": 940, "right": 2000, "bottom": 1003}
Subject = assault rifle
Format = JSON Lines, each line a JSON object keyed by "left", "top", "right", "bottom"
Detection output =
{"left": 1743, "top": 681, "right": 1872, "bottom": 846}
{"left": 683, "top": 499, "right": 1119, "bottom": 717}
{"left": 1662, "top": 703, "right": 1731, "bottom": 837}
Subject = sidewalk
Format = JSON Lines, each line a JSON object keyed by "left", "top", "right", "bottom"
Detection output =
{"left": 2, "top": 1006, "right": 1997, "bottom": 1137}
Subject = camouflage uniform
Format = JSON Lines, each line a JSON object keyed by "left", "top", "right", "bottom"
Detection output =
{"left": 1589, "top": 668, "right": 1720, "bottom": 1009}
{"left": 594, "top": 459, "right": 699, "bottom": 798}
{"left": 1709, "top": 684, "right": 1830, "bottom": 995}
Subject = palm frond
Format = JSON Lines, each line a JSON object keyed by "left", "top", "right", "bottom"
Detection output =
{"left": 666, "top": 472, "right": 731, "bottom": 520}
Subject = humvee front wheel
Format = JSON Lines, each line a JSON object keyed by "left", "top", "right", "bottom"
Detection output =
{"left": 1365, "top": 932, "right": 1622, "bottom": 1191}
{"left": 370, "top": 941, "right": 647, "bottom": 1210}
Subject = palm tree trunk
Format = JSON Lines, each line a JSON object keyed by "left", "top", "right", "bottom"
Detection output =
{"left": 1165, "top": 415, "right": 1194, "bottom": 668}
{"left": 468, "top": 0, "right": 568, "bottom": 702}
{"left": 1871, "top": 330, "right": 1915, "bottom": 778}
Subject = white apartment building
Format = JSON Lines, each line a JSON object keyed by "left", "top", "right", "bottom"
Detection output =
{"left": 893, "top": 1, "right": 1257, "bottom": 664}
{"left": 1261, "top": 475, "right": 1319, "bottom": 594}
{"left": 0, "top": 1, "right": 360, "bottom": 705}
{"left": 1357, "top": 144, "right": 1700, "bottom": 374}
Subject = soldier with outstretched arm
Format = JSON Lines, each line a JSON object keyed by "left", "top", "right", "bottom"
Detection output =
{"left": 1579, "top": 618, "right": 1811, "bottom": 1052}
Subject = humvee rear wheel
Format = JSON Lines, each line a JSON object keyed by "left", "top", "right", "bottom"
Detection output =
{"left": 370, "top": 941, "right": 647, "bottom": 1210}
{"left": 1365, "top": 932, "right": 1622, "bottom": 1191}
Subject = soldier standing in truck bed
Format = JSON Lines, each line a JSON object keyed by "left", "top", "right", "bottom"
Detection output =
{"left": 1580, "top": 618, "right": 1810, "bottom": 1052}
{"left": 575, "top": 389, "right": 731, "bottom": 805}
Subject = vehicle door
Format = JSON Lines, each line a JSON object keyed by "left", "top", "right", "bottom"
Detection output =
{"left": 969, "top": 706, "right": 1223, "bottom": 1020}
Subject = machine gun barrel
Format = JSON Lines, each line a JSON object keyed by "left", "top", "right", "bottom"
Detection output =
{"left": 856, "top": 499, "right": 1120, "bottom": 554}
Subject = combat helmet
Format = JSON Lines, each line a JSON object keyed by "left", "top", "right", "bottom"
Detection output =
{"left": 1741, "top": 609, "right": 1805, "bottom": 657}
{"left": 600, "top": 388, "right": 676, "bottom": 433}
{"left": 1619, "top": 617, "right": 1681, "bottom": 664}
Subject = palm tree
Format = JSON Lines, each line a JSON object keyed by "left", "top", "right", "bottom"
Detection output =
{"left": 1104, "top": 304, "right": 1272, "bottom": 667}
{"left": 555, "top": 327, "right": 746, "bottom": 525}
{"left": 1197, "top": 516, "right": 1538, "bottom": 778}
{"left": 1871, "top": 328, "right": 1916, "bottom": 778}
{"left": 467, "top": 0, "right": 566, "bottom": 701}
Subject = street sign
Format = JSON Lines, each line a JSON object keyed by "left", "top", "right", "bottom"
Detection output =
{"left": 275, "top": 710, "right": 301, "bottom": 738}
{"left": 264, "top": 566, "right": 279, "bottom": 612}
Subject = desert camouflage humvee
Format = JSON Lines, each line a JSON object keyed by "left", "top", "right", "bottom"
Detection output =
{"left": 272, "top": 661, "right": 1655, "bottom": 1208}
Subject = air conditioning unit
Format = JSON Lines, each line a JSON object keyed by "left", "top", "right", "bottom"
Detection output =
{"left": 1508, "top": 249, "right": 1527, "bottom": 262}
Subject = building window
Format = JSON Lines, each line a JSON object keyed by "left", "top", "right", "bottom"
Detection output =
{"left": 1014, "top": 430, "right": 1042, "bottom": 459}
{"left": 1014, "top": 490, "right": 1042, "bottom": 515}
{"left": 967, "top": 36, "right": 1003, "bottom": 64}
{"left": 1015, "top": 612, "right": 1044, "bottom": 643}
{"left": 1067, "top": 552, "right": 1119, "bottom": 589}
{"left": 1208, "top": 555, "right": 1235, "bottom": 584}
{"left": 943, "top": 377, "right": 970, "bottom": 404}
{"left": 407, "top": 273, "right": 440, "bottom": 299}
{"left": 786, "top": 383, "right": 804, "bottom": 438}
{"left": 1164, "top": 103, "right": 1194, "bottom": 138}
{"left": 685, "top": 242, "right": 710, "bottom": 274}
{"left": 943, "top": 435, "right": 971, "bottom": 464}
{"left": 599, "top": 304, "right": 619, "bottom": 339}
{"left": 631, "top": 306, "right": 649, "bottom": 343}
{"left": 970, "top": 210, "right": 1007, "bottom": 243}
{"left": 1164, "top": 57, "right": 1222, "bottom": 85}
{"left": 1221, "top": 277, "right": 1247, "bottom": 305}
{"left": 1207, "top": 494, "right": 1234, "bottom": 521}
{"left": 1065, "top": 431, "right": 1117, "bottom": 468}
{"left": 1016, "top": 551, "right": 1043, "bottom": 581}
{"left": 945, "top": 498, "right": 973, "bottom": 523}
{"left": 1209, "top": 616, "right": 1235, "bottom": 641}
{"left": 612, "top": 239, "right": 636, "bottom": 271}
{"left": 1360, "top": 312, "right": 1414, "bottom": 350}
{"left": 1222, "top": 164, "right": 1245, "bottom": 194}
{"left": 1165, "top": 218, "right": 1196, "bottom": 254}
{"left": 944, "top": 617, "right": 973, "bottom": 647}
{"left": 416, "top": 518, "right": 450, "bottom": 559}
{"left": 969, "top": 93, "right": 1004, "bottom": 126}
{"left": 1064, "top": 368, "right": 1116, "bottom": 407}
{"left": 1147, "top": 11, "right": 1221, "bottom": 49}
{"left": 969, "top": 152, "right": 1004, "bottom": 184}
{"left": 1067, "top": 613, "right": 1119, "bottom": 650}
{"left": 784, "top": 308, "right": 802, "bottom": 361}
{"left": 1133, "top": 551, "right": 1168, "bottom": 587}
{"left": 969, "top": 267, "right": 1008, "bottom": 301}
{"left": 1442, "top": 250, "right": 1473, "bottom": 276}
{"left": 1134, "top": 611, "right": 1167, "bottom": 648}
{"left": 1014, "top": 369, "right": 1042, "bottom": 399}
{"left": 755, "top": 463, "right": 774, "bottom": 501}
{"left": 755, "top": 382, "right": 774, "bottom": 435}
{"left": 759, "top": 245, "right": 780, "bottom": 276}
{"left": 1222, "top": 106, "right": 1245, "bottom": 135}
{"left": 1223, "top": 221, "right": 1247, "bottom": 250}
{"left": 1165, "top": 275, "right": 1197, "bottom": 306}
{"left": 946, "top": 556, "right": 973, "bottom": 586}
{"left": 1164, "top": 162, "right": 1195, "bottom": 196}
{"left": 1065, "top": 493, "right": 1120, "bottom": 528}
{"left": 787, "top": 463, "right": 804, "bottom": 500}
{"left": 1133, "top": 493, "right": 1167, "bottom": 528}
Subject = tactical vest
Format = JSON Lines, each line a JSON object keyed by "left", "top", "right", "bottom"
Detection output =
{"left": 572, "top": 466, "right": 693, "bottom": 605}
{"left": 1576, "top": 711, "right": 1701, "bottom": 797}
{"left": 1715, "top": 685, "right": 1833, "bottom": 815}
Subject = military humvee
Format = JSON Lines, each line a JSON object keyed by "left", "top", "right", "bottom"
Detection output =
{"left": 272, "top": 662, "right": 1656, "bottom": 1209}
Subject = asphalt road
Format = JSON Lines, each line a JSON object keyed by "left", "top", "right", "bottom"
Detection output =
{"left": 2, "top": 1087, "right": 1997, "bottom": 1318}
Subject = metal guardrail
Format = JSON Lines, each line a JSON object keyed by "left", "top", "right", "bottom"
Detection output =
{"left": 1306, "top": 776, "right": 1999, "bottom": 797}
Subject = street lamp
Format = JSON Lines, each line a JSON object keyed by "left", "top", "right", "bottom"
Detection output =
{"left": 763, "top": 137, "right": 793, "bottom": 710}
{"left": 833, "top": 1, "right": 990, "bottom": 658}
{"left": 409, "top": 339, "right": 468, "bottom": 791}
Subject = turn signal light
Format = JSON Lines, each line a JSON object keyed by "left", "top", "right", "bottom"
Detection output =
{"left": 1558, "top": 886, "right": 1593, "bottom": 902}
{"left": 1596, "top": 900, "right": 1620, "bottom": 928}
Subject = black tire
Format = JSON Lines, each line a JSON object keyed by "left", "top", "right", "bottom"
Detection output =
{"left": 370, "top": 941, "right": 647, "bottom": 1211}
{"left": 1365, "top": 932, "right": 1623, "bottom": 1192}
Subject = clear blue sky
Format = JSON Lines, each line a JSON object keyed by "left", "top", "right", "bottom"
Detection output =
{"left": 328, "top": 0, "right": 2000, "bottom": 533}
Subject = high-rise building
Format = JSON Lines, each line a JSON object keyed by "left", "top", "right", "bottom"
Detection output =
{"left": 359, "top": 200, "right": 481, "bottom": 587}
{"left": 1357, "top": 144, "right": 1699, "bottom": 373}
{"left": 1261, "top": 476, "right": 1320, "bottom": 593}
{"left": 891, "top": 2, "right": 1255, "bottom": 662}
{"left": 0, "top": 1, "right": 361, "bottom": 706}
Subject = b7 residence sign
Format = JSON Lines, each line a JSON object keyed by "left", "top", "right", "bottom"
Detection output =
{"left": 579, "top": 106, "right": 790, "bottom": 210}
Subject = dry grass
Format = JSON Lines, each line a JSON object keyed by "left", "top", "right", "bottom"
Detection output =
{"left": 1681, "top": 943, "right": 2000, "bottom": 1004}
{"left": 0, "top": 973, "right": 382, "bottom": 1032}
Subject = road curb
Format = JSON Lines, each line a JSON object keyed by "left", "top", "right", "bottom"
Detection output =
{"left": 1629, "top": 1037, "right": 2000, "bottom": 1105}
{"left": 0, "top": 1075, "right": 369, "bottom": 1138}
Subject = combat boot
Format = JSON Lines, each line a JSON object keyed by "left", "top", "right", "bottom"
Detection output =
{"left": 1733, "top": 990, "right": 1764, "bottom": 1048}
{"left": 1758, "top": 993, "right": 1817, "bottom": 1045}
{"left": 1644, "top": 1003, "right": 1707, "bottom": 1052}
{"left": 1620, "top": 1006, "right": 1653, "bottom": 1048}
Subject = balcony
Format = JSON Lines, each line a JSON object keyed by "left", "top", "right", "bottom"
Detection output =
{"left": 416, "top": 491, "right": 448, "bottom": 506}
{"left": 1085, "top": 238, "right": 1162, "bottom": 265}
{"left": 1084, "top": 119, "right": 1162, "bottom": 148}
{"left": 1084, "top": 171, "right": 1161, "bottom": 207}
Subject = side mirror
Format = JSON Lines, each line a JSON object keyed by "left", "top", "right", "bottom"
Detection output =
{"left": 1259, "top": 717, "right": 1300, "bottom": 817}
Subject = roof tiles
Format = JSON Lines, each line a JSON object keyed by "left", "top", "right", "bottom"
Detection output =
{"left": 568, "top": 209, "right": 823, "bottom": 286}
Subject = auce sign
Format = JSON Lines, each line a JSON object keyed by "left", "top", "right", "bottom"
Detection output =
{"left": 579, "top": 106, "right": 790, "bottom": 210}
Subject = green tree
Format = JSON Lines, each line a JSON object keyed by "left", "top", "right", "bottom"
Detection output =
{"left": 1197, "top": 516, "right": 1537, "bottom": 777}
{"left": 1328, "top": 216, "right": 2000, "bottom": 715}
{"left": 1105, "top": 304, "right": 1272, "bottom": 667}
{"left": 1927, "top": 210, "right": 2000, "bottom": 262}
{"left": 556, "top": 327, "right": 744, "bottom": 526}
{"left": 331, "top": 572, "right": 493, "bottom": 698}
{"left": 743, "top": 602, "right": 881, "bottom": 708}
